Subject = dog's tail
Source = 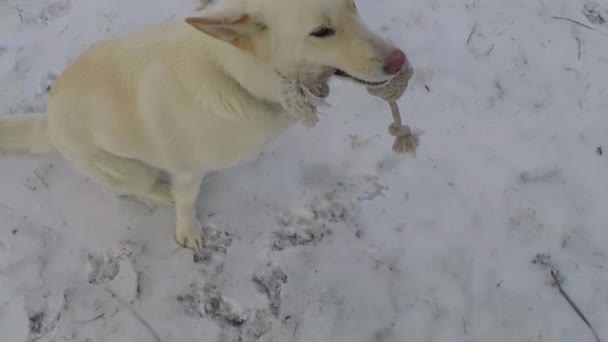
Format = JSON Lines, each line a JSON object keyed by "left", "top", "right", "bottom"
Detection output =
{"left": 0, "top": 113, "right": 55, "bottom": 154}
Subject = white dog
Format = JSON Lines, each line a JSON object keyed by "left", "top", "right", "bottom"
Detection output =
{"left": 0, "top": 0, "right": 409, "bottom": 250}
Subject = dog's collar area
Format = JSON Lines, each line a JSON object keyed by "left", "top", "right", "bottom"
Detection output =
{"left": 333, "top": 69, "right": 389, "bottom": 87}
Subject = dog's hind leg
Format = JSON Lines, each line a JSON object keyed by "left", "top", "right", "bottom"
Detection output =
{"left": 132, "top": 182, "right": 174, "bottom": 207}
{"left": 60, "top": 147, "right": 174, "bottom": 206}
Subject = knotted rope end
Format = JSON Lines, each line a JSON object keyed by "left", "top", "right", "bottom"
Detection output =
{"left": 389, "top": 123, "right": 422, "bottom": 155}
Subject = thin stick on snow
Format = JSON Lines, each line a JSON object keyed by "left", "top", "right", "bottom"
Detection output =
{"left": 551, "top": 16, "right": 596, "bottom": 31}
{"left": 466, "top": 25, "right": 476, "bottom": 45}
{"left": 106, "top": 288, "right": 163, "bottom": 342}
{"left": 550, "top": 269, "right": 601, "bottom": 342}
{"left": 76, "top": 313, "right": 105, "bottom": 324}
{"left": 16, "top": 6, "right": 24, "bottom": 23}
{"left": 483, "top": 43, "right": 495, "bottom": 56}
{"left": 34, "top": 169, "right": 49, "bottom": 188}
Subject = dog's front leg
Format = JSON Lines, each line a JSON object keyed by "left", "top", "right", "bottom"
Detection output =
{"left": 171, "top": 174, "right": 203, "bottom": 250}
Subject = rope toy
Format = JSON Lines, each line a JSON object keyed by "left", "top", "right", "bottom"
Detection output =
{"left": 276, "top": 66, "right": 335, "bottom": 127}
{"left": 279, "top": 65, "right": 419, "bottom": 155}
{"left": 367, "top": 67, "right": 420, "bottom": 155}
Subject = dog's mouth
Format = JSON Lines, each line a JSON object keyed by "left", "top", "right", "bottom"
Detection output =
{"left": 333, "top": 69, "right": 389, "bottom": 87}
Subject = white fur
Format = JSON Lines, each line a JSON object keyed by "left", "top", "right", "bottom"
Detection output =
{"left": 0, "top": 0, "right": 403, "bottom": 250}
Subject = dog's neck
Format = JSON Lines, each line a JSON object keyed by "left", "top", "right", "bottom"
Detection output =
{"left": 200, "top": 37, "right": 284, "bottom": 105}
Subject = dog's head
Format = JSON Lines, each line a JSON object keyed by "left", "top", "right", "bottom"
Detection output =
{"left": 186, "top": 0, "right": 409, "bottom": 87}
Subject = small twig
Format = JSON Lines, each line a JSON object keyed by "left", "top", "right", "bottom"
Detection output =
{"left": 467, "top": 25, "right": 477, "bottom": 45}
{"left": 579, "top": 82, "right": 592, "bottom": 110}
{"left": 364, "top": 134, "right": 380, "bottom": 144}
{"left": 483, "top": 43, "right": 495, "bottom": 56}
{"left": 106, "top": 288, "right": 162, "bottom": 342}
{"left": 349, "top": 134, "right": 380, "bottom": 150}
{"left": 575, "top": 37, "right": 582, "bottom": 60}
{"left": 135, "top": 272, "right": 142, "bottom": 302}
{"left": 24, "top": 179, "right": 37, "bottom": 192}
{"left": 76, "top": 313, "right": 105, "bottom": 324}
{"left": 16, "top": 6, "right": 24, "bottom": 23}
{"left": 466, "top": 25, "right": 494, "bottom": 56}
{"left": 293, "top": 321, "right": 300, "bottom": 338}
{"left": 0, "top": 202, "right": 12, "bottom": 210}
{"left": 520, "top": 167, "right": 560, "bottom": 184}
{"left": 550, "top": 270, "right": 601, "bottom": 342}
{"left": 34, "top": 171, "right": 48, "bottom": 187}
{"left": 33, "top": 166, "right": 51, "bottom": 188}
{"left": 551, "top": 16, "right": 596, "bottom": 31}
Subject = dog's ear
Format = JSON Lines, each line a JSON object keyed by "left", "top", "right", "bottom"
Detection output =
{"left": 185, "top": 12, "right": 266, "bottom": 52}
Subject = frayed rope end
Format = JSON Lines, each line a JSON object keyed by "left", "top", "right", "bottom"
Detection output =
{"left": 388, "top": 122, "right": 421, "bottom": 155}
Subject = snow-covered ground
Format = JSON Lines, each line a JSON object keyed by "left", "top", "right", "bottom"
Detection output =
{"left": 1, "top": 0, "right": 608, "bottom": 341}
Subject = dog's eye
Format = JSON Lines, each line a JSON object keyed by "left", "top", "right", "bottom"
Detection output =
{"left": 310, "top": 27, "right": 335, "bottom": 38}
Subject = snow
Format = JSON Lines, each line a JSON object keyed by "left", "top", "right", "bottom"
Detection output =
{"left": 1, "top": 0, "right": 608, "bottom": 341}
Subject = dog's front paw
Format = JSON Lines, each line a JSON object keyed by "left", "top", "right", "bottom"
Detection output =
{"left": 176, "top": 221, "right": 203, "bottom": 251}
